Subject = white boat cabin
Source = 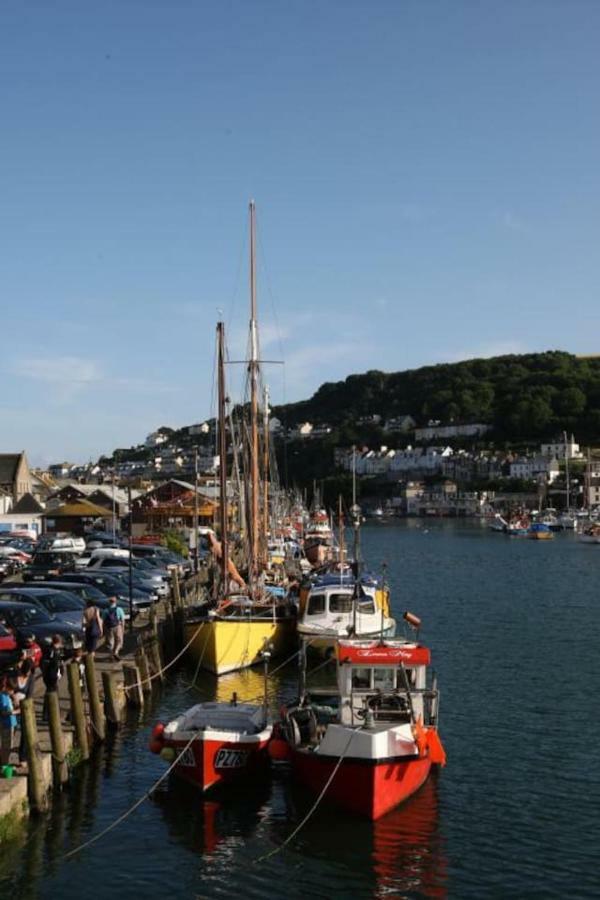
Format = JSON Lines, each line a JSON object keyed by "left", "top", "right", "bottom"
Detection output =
{"left": 336, "top": 640, "right": 433, "bottom": 727}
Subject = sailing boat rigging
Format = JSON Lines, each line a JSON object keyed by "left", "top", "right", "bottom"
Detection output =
{"left": 184, "top": 203, "right": 295, "bottom": 675}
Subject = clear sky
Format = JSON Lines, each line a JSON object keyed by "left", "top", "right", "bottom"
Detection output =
{"left": 1, "top": 1, "right": 599, "bottom": 464}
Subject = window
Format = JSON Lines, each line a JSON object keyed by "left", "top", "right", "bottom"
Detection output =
{"left": 373, "top": 668, "right": 395, "bottom": 692}
{"left": 352, "top": 668, "right": 371, "bottom": 689}
{"left": 307, "top": 594, "right": 325, "bottom": 616}
{"left": 329, "top": 593, "right": 354, "bottom": 613}
{"left": 357, "top": 596, "right": 376, "bottom": 614}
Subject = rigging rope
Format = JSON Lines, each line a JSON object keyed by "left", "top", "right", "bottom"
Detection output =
{"left": 62, "top": 731, "right": 197, "bottom": 861}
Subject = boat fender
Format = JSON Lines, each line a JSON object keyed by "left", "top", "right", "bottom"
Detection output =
{"left": 160, "top": 746, "right": 176, "bottom": 763}
{"left": 152, "top": 722, "right": 165, "bottom": 739}
{"left": 149, "top": 739, "right": 163, "bottom": 755}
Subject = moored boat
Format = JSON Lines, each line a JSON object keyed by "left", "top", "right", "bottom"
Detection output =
{"left": 150, "top": 697, "right": 272, "bottom": 792}
{"left": 280, "top": 631, "right": 445, "bottom": 820}
{"left": 528, "top": 522, "right": 554, "bottom": 540}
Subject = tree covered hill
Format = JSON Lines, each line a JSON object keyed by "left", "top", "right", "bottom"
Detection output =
{"left": 273, "top": 351, "right": 600, "bottom": 441}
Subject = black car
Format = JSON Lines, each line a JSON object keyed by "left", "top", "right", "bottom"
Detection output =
{"left": 30, "top": 581, "right": 139, "bottom": 621}
{"left": 49, "top": 571, "right": 153, "bottom": 610}
{"left": 23, "top": 551, "right": 78, "bottom": 582}
{"left": 0, "top": 600, "right": 83, "bottom": 656}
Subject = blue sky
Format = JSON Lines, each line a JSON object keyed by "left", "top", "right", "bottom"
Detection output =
{"left": 1, "top": 1, "right": 599, "bottom": 464}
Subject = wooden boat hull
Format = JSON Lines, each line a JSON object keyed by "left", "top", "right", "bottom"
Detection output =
{"left": 162, "top": 731, "right": 271, "bottom": 792}
{"left": 185, "top": 615, "right": 295, "bottom": 675}
{"left": 291, "top": 747, "right": 432, "bottom": 820}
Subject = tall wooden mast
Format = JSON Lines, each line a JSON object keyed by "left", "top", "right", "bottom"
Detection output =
{"left": 263, "top": 384, "right": 270, "bottom": 560}
{"left": 249, "top": 200, "right": 260, "bottom": 585}
{"left": 217, "top": 322, "right": 229, "bottom": 592}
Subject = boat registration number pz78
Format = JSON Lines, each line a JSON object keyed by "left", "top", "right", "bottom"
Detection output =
{"left": 213, "top": 748, "right": 249, "bottom": 770}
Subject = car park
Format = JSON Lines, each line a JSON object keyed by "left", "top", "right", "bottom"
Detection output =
{"left": 50, "top": 571, "right": 155, "bottom": 610}
{"left": 0, "top": 587, "right": 85, "bottom": 629}
{"left": 0, "top": 601, "right": 83, "bottom": 657}
{"left": 31, "top": 581, "right": 139, "bottom": 620}
{"left": 87, "top": 558, "right": 169, "bottom": 597}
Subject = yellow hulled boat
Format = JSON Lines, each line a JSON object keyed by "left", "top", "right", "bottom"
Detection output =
{"left": 185, "top": 601, "right": 296, "bottom": 675}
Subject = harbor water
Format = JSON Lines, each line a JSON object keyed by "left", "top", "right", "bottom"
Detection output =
{"left": 1, "top": 522, "right": 599, "bottom": 898}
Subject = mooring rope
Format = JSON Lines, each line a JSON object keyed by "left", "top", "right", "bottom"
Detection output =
{"left": 124, "top": 620, "right": 206, "bottom": 691}
{"left": 62, "top": 731, "right": 197, "bottom": 861}
{"left": 254, "top": 724, "right": 364, "bottom": 864}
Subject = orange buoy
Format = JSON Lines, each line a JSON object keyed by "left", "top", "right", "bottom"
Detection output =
{"left": 268, "top": 738, "right": 291, "bottom": 762}
{"left": 152, "top": 723, "right": 165, "bottom": 739}
{"left": 149, "top": 739, "right": 163, "bottom": 755}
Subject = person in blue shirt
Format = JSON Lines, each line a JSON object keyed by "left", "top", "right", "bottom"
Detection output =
{"left": 0, "top": 677, "right": 17, "bottom": 766}
{"left": 102, "top": 597, "right": 125, "bottom": 661}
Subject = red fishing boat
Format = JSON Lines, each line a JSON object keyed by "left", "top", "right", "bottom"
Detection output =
{"left": 279, "top": 626, "right": 446, "bottom": 820}
{"left": 150, "top": 698, "right": 273, "bottom": 793}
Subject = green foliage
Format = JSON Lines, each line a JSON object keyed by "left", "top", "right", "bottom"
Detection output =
{"left": 0, "top": 808, "right": 26, "bottom": 845}
{"left": 163, "top": 530, "right": 189, "bottom": 558}
{"left": 273, "top": 351, "right": 600, "bottom": 443}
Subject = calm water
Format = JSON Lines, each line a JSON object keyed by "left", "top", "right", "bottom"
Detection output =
{"left": 1, "top": 522, "right": 599, "bottom": 898}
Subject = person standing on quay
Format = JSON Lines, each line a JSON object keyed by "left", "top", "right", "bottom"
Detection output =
{"left": 103, "top": 597, "right": 125, "bottom": 661}
{"left": 0, "top": 677, "right": 17, "bottom": 766}
{"left": 83, "top": 598, "right": 103, "bottom": 657}
{"left": 42, "top": 635, "right": 63, "bottom": 722}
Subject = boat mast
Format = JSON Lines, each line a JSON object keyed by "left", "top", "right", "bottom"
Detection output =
{"left": 249, "top": 200, "right": 260, "bottom": 588}
{"left": 263, "top": 384, "right": 270, "bottom": 563}
{"left": 564, "top": 430, "right": 571, "bottom": 513}
{"left": 217, "top": 322, "right": 229, "bottom": 594}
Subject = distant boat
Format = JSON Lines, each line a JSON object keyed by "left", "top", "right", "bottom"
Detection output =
{"left": 528, "top": 523, "right": 554, "bottom": 540}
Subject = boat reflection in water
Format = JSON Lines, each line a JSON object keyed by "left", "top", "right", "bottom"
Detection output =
{"left": 152, "top": 774, "right": 272, "bottom": 859}
{"left": 277, "top": 773, "right": 447, "bottom": 898}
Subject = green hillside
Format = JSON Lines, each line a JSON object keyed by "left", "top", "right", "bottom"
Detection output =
{"left": 273, "top": 351, "right": 600, "bottom": 441}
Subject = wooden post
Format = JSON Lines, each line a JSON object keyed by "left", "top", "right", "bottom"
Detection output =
{"left": 123, "top": 664, "right": 143, "bottom": 707}
{"left": 20, "top": 698, "right": 48, "bottom": 811}
{"left": 148, "top": 636, "right": 164, "bottom": 684}
{"left": 172, "top": 571, "right": 181, "bottom": 609}
{"left": 149, "top": 604, "right": 158, "bottom": 637}
{"left": 135, "top": 646, "right": 152, "bottom": 694}
{"left": 102, "top": 670, "right": 121, "bottom": 727}
{"left": 67, "top": 662, "right": 89, "bottom": 760}
{"left": 47, "top": 691, "right": 68, "bottom": 785}
{"left": 84, "top": 654, "right": 106, "bottom": 743}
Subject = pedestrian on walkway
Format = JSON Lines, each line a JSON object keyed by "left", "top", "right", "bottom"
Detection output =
{"left": 0, "top": 677, "right": 17, "bottom": 766}
{"left": 102, "top": 597, "right": 125, "bottom": 661}
{"left": 12, "top": 658, "right": 35, "bottom": 770}
{"left": 42, "top": 635, "right": 63, "bottom": 722}
{"left": 83, "top": 599, "right": 103, "bottom": 656}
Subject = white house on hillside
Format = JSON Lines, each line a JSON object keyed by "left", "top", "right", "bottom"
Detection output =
{"left": 540, "top": 436, "right": 583, "bottom": 460}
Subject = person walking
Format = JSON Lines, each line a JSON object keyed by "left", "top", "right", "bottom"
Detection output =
{"left": 102, "top": 597, "right": 125, "bottom": 661}
{"left": 42, "top": 635, "right": 63, "bottom": 722}
{"left": 83, "top": 599, "right": 103, "bottom": 657}
{"left": 0, "top": 677, "right": 18, "bottom": 766}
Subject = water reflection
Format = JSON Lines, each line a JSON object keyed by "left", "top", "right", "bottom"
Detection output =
{"left": 277, "top": 772, "right": 447, "bottom": 898}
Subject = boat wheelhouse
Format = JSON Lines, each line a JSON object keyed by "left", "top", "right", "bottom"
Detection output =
{"left": 297, "top": 573, "right": 396, "bottom": 653}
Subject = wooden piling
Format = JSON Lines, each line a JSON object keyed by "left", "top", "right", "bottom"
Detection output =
{"left": 148, "top": 636, "right": 164, "bottom": 684}
{"left": 47, "top": 691, "right": 68, "bottom": 786}
{"left": 67, "top": 661, "right": 89, "bottom": 760}
{"left": 102, "top": 670, "right": 121, "bottom": 727}
{"left": 149, "top": 604, "right": 158, "bottom": 638}
{"left": 135, "top": 646, "right": 152, "bottom": 694}
{"left": 20, "top": 698, "right": 48, "bottom": 812}
{"left": 172, "top": 571, "right": 181, "bottom": 608}
{"left": 84, "top": 654, "right": 106, "bottom": 743}
{"left": 123, "top": 664, "right": 143, "bottom": 707}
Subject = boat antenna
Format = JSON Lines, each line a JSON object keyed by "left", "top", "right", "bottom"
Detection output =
{"left": 380, "top": 561, "right": 387, "bottom": 644}
{"left": 217, "top": 321, "right": 229, "bottom": 596}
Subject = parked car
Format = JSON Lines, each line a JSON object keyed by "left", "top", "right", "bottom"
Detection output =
{"left": 31, "top": 581, "right": 139, "bottom": 621}
{"left": 87, "top": 558, "right": 169, "bottom": 597}
{"left": 36, "top": 534, "right": 86, "bottom": 552}
{"left": 131, "top": 544, "right": 192, "bottom": 577}
{"left": 0, "top": 587, "right": 85, "bottom": 629}
{"left": 0, "top": 622, "right": 42, "bottom": 674}
{"left": 84, "top": 531, "right": 126, "bottom": 549}
{"left": 0, "top": 601, "right": 83, "bottom": 657}
{"left": 23, "top": 550, "right": 79, "bottom": 581}
{"left": 50, "top": 571, "right": 155, "bottom": 610}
